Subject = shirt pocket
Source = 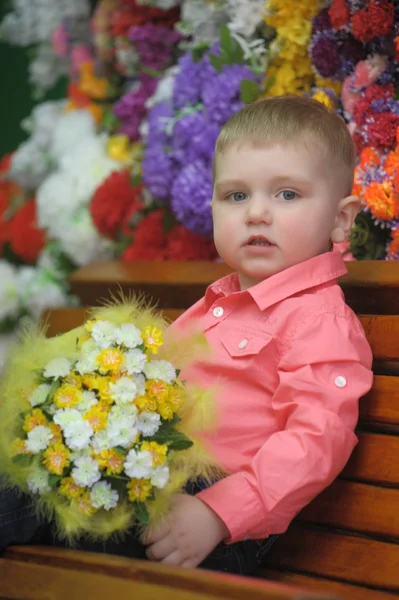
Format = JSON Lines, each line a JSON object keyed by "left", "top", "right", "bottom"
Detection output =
{"left": 221, "top": 329, "right": 273, "bottom": 359}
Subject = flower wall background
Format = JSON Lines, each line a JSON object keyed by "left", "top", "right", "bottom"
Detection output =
{"left": 0, "top": 0, "right": 398, "bottom": 357}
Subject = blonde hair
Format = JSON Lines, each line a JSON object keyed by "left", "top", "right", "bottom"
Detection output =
{"left": 213, "top": 96, "right": 356, "bottom": 195}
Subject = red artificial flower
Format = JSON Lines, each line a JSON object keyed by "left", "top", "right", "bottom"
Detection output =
{"left": 0, "top": 153, "right": 13, "bottom": 175}
{"left": 90, "top": 169, "right": 144, "bottom": 240}
{"left": 112, "top": 0, "right": 179, "bottom": 38}
{"left": 132, "top": 209, "right": 168, "bottom": 249}
{"left": 164, "top": 225, "right": 218, "bottom": 261}
{"left": 122, "top": 244, "right": 166, "bottom": 261}
{"left": 329, "top": 0, "right": 350, "bottom": 29}
{"left": 367, "top": 112, "right": 399, "bottom": 151}
{"left": 351, "top": 0, "right": 394, "bottom": 42}
{"left": 8, "top": 198, "right": 46, "bottom": 263}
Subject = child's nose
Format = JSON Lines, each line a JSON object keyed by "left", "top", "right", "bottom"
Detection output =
{"left": 245, "top": 195, "right": 272, "bottom": 225}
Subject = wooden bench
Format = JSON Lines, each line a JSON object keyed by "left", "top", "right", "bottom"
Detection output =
{"left": 2, "top": 260, "right": 398, "bottom": 600}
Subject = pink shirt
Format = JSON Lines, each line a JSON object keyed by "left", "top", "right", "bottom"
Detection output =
{"left": 172, "top": 252, "right": 373, "bottom": 543}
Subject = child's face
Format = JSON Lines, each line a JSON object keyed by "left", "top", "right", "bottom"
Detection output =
{"left": 212, "top": 142, "right": 349, "bottom": 290}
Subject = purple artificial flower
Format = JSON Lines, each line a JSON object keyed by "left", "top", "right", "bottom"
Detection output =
{"left": 128, "top": 24, "right": 181, "bottom": 71}
{"left": 310, "top": 30, "right": 342, "bottom": 79}
{"left": 172, "top": 110, "right": 219, "bottom": 166}
{"left": 311, "top": 7, "right": 332, "bottom": 33}
{"left": 201, "top": 64, "right": 258, "bottom": 125}
{"left": 340, "top": 37, "right": 366, "bottom": 76}
{"left": 114, "top": 74, "right": 158, "bottom": 140}
{"left": 172, "top": 53, "right": 204, "bottom": 110}
{"left": 171, "top": 160, "right": 213, "bottom": 237}
{"left": 143, "top": 147, "right": 177, "bottom": 200}
{"left": 146, "top": 100, "right": 174, "bottom": 146}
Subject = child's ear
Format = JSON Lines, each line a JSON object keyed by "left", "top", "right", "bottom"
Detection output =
{"left": 330, "top": 195, "right": 360, "bottom": 244}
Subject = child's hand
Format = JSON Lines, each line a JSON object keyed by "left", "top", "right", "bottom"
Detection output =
{"left": 143, "top": 494, "right": 229, "bottom": 568}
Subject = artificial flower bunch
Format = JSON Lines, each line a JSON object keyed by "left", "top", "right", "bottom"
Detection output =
{"left": 0, "top": 298, "right": 218, "bottom": 540}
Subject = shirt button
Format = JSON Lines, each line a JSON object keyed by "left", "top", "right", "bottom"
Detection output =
{"left": 213, "top": 307, "right": 224, "bottom": 318}
{"left": 335, "top": 376, "right": 347, "bottom": 388}
{"left": 238, "top": 339, "right": 248, "bottom": 349}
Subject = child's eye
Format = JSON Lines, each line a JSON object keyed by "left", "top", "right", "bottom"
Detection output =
{"left": 278, "top": 190, "right": 298, "bottom": 201}
{"left": 228, "top": 192, "right": 247, "bottom": 202}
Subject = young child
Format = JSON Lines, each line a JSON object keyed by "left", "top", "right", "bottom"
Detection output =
{"left": 0, "top": 96, "right": 373, "bottom": 577}
{"left": 142, "top": 96, "right": 373, "bottom": 571}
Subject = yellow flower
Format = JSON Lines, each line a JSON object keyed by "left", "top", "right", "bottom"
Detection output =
{"left": 49, "top": 422, "right": 63, "bottom": 444}
{"left": 315, "top": 76, "right": 342, "bottom": 95}
{"left": 23, "top": 408, "right": 47, "bottom": 432}
{"left": 141, "top": 441, "right": 168, "bottom": 467}
{"left": 43, "top": 442, "right": 71, "bottom": 476}
{"left": 311, "top": 90, "right": 336, "bottom": 111}
{"left": 96, "top": 348, "right": 125, "bottom": 374}
{"left": 142, "top": 327, "right": 163, "bottom": 354}
{"left": 107, "top": 134, "right": 133, "bottom": 163}
{"left": 157, "top": 400, "right": 174, "bottom": 421}
{"left": 54, "top": 384, "right": 82, "bottom": 409}
{"left": 59, "top": 476, "right": 84, "bottom": 499}
{"left": 95, "top": 449, "right": 125, "bottom": 475}
{"left": 84, "top": 319, "right": 97, "bottom": 333}
{"left": 134, "top": 394, "right": 157, "bottom": 413}
{"left": 127, "top": 478, "right": 153, "bottom": 503}
{"left": 83, "top": 403, "right": 109, "bottom": 432}
{"left": 146, "top": 380, "right": 169, "bottom": 403}
{"left": 74, "top": 491, "right": 97, "bottom": 516}
{"left": 63, "top": 373, "right": 82, "bottom": 389}
{"left": 11, "top": 438, "right": 30, "bottom": 456}
{"left": 167, "top": 384, "right": 184, "bottom": 413}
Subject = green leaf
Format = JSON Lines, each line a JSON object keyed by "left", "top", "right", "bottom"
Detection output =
{"left": 220, "top": 24, "right": 233, "bottom": 58}
{"left": 48, "top": 474, "right": 63, "bottom": 488}
{"left": 209, "top": 54, "right": 224, "bottom": 73}
{"left": 167, "top": 431, "right": 193, "bottom": 451}
{"left": 230, "top": 42, "right": 245, "bottom": 65}
{"left": 130, "top": 173, "right": 143, "bottom": 187}
{"left": 12, "top": 454, "right": 33, "bottom": 467}
{"left": 134, "top": 501, "right": 150, "bottom": 525}
{"left": 162, "top": 211, "right": 177, "bottom": 234}
{"left": 191, "top": 41, "right": 210, "bottom": 62}
{"left": 240, "top": 79, "right": 260, "bottom": 104}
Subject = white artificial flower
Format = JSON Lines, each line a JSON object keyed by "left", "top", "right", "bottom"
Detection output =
{"left": 43, "top": 357, "right": 72, "bottom": 380}
{"left": 36, "top": 172, "right": 82, "bottom": 234}
{"left": 113, "top": 323, "right": 142, "bottom": 349}
{"left": 76, "top": 390, "right": 98, "bottom": 412}
{"left": 74, "top": 351, "right": 99, "bottom": 376}
{"left": 135, "top": 374, "right": 146, "bottom": 396}
{"left": 69, "top": 447, "right": 92, "bottom": 462}
{"left": 10, "top": 138, "right": 51, "bottom": 190}
{"left": 64, "top": 421, "right": 93, "bottom": 451}
{"left": 29, "top": 383, "right": 51, "bottom": 407}
{"left": 109, "top": 377, "right": 138, "bottom": 404}
{"left": 143, "top": 360, "right": 176, "bottom": 384}
{"left": 25, "top": 425, "right": 53, "bottom": 453}
{"left": 123, "top": 349, "right": 147, "bottom": 375}
{"left": 0, "top": 261, "right": 21, "bottom": 322}
{"left": 53, "top": 408, "right": 83, "bottom": 431}
{"left": 136, "top": 411, "right": 161, "bottom": 437}
{"left": 56, "top": 211, "right": 114, "bottom": 267}
{"left": 178, "top": 0, "right": 229, "bottom": 45}
{"left": 72, "top": 456, "right": 101, "bottom": 487}
{"left": 80, "top": 339, "right": 98, "bottom": 355}
{"left": 107, "top": 416, "right": 138, "bottom": 449}
{"left": 150, "top": 465, "right": 170, "bottom": 489}
{"left": 18, "top": 267, "right": 69, "bottom": 320}
{"left": 124, "top": 449, "right": 153, "bottom": 479}
{"left": 146, "top": 66, "right": 178, "bottom": 110}
{"left": 22, "top": 101, "right": 66, "bottom": 148}
{"left": 91, "top": 430, "right": 113, "bottom": 452}
{"left": 29, "top": 43, "right": 68, "bottom": 94}
{"left": 27, "top": 468, "right": 51, "bottom": 495}
{"left": 226, "top": 0, "right": 266, "bottom": 38}
{"left": 109, "top": 403, "right": 138, "bottom": 422}
{"left": 90, "top": 320, "right": 117, "bottom": 349}
{"left": 90, "top": 481, "right": 119, "bottom": 510}
{"left": 50, "top": 110, "right": 96, "bottom": 162}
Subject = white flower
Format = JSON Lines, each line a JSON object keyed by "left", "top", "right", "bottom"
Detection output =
{"left": 43, "top": 357, "right": 72, "bottom": 380}
{"left": 90, "top": 481, "right": 119, "bottom": 510}
{"left": 109, "top": 404, "right": 138, "bottom": 422}
{"left": 0, "top": 261, "right": 20, "bottom": 322}
{"left": 123, "top": 349, "right": 147, "bottom": 375}
{"left": 9, "top": 138, "right": 51, "bottom": 189}
{"left": 29, "top": 44, "right": 68, "bottom": 94}
{"left": 25, "top": 426, "right": 53, "bottom": 454}
{"left": 124, "top": 449, "right": 153, "bottom": 479}
{"left": 64, "top": 421, "right": 93, "bottom": 451}
{"left": 72, "top": 456, "right": 101, "bottom": 488}
{"left": 70, "top": 447, "right": 92, "bottom": 462}
{"left": 226, "top": 0, "right": 266, "bottom": 38}
{"left": 29, "top": 383, "right": 51, "bottom": 407}
{"left": 92, "top": 430, "right": 113, "bottom": 452}
{"left": 109, "top": 377, "right": 138, "bottom": 404}
{"left": 80, "top": 339, "right": 98, "bottom": 355}
{"left": 53, "top": 408, "right": 83, "bottom": 432}
{"left": 135, "top": 374, "right": 146, "bottom": 396}
{"left": 151, "top": 465, "right": 170, "bottom": 489}
{"left": 36, "top": 172, "right": 81, "bottom": 234}
{"left": 76, "top": 390, "right": 98, "bottom": 412}
{"left": 50, "top": 110, "right": 96, "bottom": 162}
{"left": 144, "top": 360, "right": 176, "bottom": 384}
{"left": 18, "top": 267, "right": 69, "bottom": 320}
{"left": 74, "top": 351, "right": 98, "bottom": 375}
{"left": 56, "top": 211, "right": 114, "bottom": 267}
{"left": 27, "top": 468, "right": 51, "bottom": 495}
{"left": 145, "top": 65, "right": 178, "bottom": 110}
{"left": 136, "top": 411, "right": 161, "bottom": 437}
{"left": 113, "top": 324, "right": 142, "bottom": 349}
{"left": 107, "top": 419, "right": 138, "bottom": 449}
{"left": 90, "top": 320, "right": 117, "bottom": 349}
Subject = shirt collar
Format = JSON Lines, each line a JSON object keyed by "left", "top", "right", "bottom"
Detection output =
{"left": 205, "top": 252, "right": 348, "bottom": 311}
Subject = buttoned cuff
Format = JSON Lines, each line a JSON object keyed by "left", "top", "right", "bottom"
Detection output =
{"left": 197, "top": 472, "right": 266, "bottom": 544}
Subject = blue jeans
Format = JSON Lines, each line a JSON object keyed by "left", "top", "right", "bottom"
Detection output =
{"left": 0, "top": 479, "right": 278, "bottom": 575}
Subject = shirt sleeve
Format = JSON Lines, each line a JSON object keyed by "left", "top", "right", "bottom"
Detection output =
{"left": 197, "top": 311, "right": 373, "bottom": 543}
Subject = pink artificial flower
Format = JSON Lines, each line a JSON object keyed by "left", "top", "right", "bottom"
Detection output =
{"left": 71, "top": 45, "right": 93, "bottom": 74}
{"left": 52, "top": 23, "right": 68, "bottom": 57}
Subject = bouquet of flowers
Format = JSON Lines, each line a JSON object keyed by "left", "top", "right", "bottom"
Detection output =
{"left": 0, "top": 298, "right": 218, "bottom": 542}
